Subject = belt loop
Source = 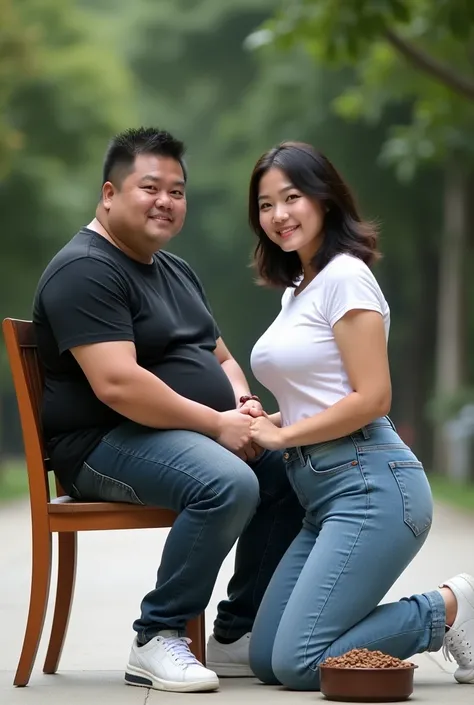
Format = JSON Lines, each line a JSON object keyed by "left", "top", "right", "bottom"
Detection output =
{"left": 386, "top": 415, "right": 396, "bottom": 431}
{"left": 296, "top": 446, "right": 305, "bottom": 463}
{"left": 360, "top": 426, "right": 370, "bottom": 440}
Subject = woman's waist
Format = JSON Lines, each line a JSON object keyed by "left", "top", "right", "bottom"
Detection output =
{"left": 283, "top": 416, "right": 404, "bottom": 463}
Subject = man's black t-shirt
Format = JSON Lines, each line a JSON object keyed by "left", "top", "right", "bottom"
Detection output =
{"left": 33, "top": 228, "right": 236, "bottom": 492}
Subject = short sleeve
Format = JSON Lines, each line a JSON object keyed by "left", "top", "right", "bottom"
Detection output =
{"left": 39, "top": 257, "right": 134, "bottom": 354}
{"left": 322, "top": 258, "right": 384, "bottom": 328}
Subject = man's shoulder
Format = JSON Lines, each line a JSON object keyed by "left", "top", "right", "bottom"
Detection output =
{"left": 156, "top": 250, "right": 199, "bottom": 282}
{"left": 157, "top": 249, "right": 192, "bottom": 271}
{"left": 37, "top": 229, "right": 123, "bottom": 290}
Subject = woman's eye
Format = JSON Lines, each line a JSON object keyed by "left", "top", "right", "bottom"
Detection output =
{"left": 287, "top": 194, "right": 300, "bottom": 202}
{"left": 259, "top": 202, "right": 271, "bottom": 210}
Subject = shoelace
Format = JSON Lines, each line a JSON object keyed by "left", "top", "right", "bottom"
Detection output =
{"left": 443, "top": 627, "right": 473, "bottom": 667}
{"left": 160, "top": 636, "right": 201, "bottom": 667}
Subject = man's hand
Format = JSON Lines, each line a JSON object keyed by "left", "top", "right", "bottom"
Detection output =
{"left": 250, "top": 416, "right": 286, "bottom": 451}
{"left": 236, "top": 440, "right": 264, "bottom": 463}
{"left": 216, "top": 410, "right": 252, "bottom": 453}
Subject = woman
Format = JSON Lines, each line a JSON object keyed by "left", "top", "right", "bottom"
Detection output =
{"left": 246, "top": 141, "right": 474, "bottom": 691}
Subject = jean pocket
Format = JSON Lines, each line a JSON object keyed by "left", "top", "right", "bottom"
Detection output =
{"left": 306, "top": 455, "right": 359, "bottom": 477}
{"left": 76, "top": 462, "right": 144, "bottom": 505}
{"left": 389, "top": 460, "right": 433, "bottom": 537}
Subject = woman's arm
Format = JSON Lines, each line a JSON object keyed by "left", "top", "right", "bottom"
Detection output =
{"left": 250, "top": 309, "right": 391, "bottom": 450}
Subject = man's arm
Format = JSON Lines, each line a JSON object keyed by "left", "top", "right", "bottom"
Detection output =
{"left": 71, "top": 340, "right": 252, "bottom": 451}
{"left": 72, "top": 340, "right": 220, "bottom": 435}
{"left": 214, "top": 337, "right": 252, "bottom": 407}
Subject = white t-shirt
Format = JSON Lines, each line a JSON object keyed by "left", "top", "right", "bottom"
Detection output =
{"left": 250, "top": 253, "right": 390, "bottom": 427}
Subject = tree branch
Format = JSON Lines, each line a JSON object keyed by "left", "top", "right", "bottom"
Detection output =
{"left": 383, "top": 27, "right": 474, "bottom": 101}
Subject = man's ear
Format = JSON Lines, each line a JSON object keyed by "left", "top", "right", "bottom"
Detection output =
{"left": 102, "top": 181, "right": 116, "bottom": 211}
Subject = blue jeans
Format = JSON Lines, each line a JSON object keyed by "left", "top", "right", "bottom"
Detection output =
{"left": 249, "top": 417, "right": 446, "bottom": 691}
{"left": 71, "top": 420, "right": 303, "bottom": 644}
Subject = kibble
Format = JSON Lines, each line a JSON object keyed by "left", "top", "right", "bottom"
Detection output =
{"left": 321, "top": 648, "right": 414, "bottom": 669}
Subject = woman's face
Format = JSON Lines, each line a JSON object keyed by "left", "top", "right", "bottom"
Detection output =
{"left": 257, "top": 167, "right": 325, "bottom": 266}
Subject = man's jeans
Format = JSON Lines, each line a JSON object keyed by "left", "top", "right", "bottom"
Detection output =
{"left": 71, "top": 420, "right": 303, "bottom": 645}
{"left": 248, "top": 417, "right": 446, "bottom": 690}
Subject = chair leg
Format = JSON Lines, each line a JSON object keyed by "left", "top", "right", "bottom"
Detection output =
{"left": 43, "top": 532, "right": 77, "bottom": 675}
{"left": 187, "top": 614, "right": 206, "bottom": 664}
{"left": 14, "top": 529, "right": 53, "bottom": 686}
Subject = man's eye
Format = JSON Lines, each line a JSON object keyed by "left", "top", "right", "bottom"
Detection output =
{"left": 171, "top": 191, "right": 184, "bottom": 197}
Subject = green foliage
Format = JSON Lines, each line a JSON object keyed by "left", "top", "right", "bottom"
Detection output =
{"left": 0, "top": 0, "right": 136, "bottom": 327}
{"left": 251, "top": 0, "right": 474, "bottom": 180}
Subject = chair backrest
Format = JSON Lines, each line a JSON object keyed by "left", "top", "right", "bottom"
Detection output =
{"left": 2, "top": 318, "right": 52, "bottom": 511}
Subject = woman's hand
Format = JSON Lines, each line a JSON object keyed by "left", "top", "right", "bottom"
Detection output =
{"left": 249, "top": 416, "right": 286, "bottom": 450}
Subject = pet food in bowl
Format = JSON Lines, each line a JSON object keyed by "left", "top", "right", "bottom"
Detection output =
{"left": 319, "top": 648, "right": 417, "bottom": 702}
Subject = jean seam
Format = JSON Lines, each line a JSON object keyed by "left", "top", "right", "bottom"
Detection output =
{"left": 99, "top": 437, "right": 219, "bottom": 498}
{"left": 303, "top": 452, "right": 371, "bottom": 671}
{"left": 82, "top": 461, "right": 145, "bottom": 505}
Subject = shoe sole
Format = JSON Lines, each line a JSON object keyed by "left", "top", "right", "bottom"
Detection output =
{"left": 125, "top": 665, "right": 219, "bottom": 692}
{"left": 206, "top": 661, "right": 254, "bottom": 677}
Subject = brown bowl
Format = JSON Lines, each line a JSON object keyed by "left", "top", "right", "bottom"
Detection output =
{"left": 319, "top": 663, "right": 418, "bottom": 702}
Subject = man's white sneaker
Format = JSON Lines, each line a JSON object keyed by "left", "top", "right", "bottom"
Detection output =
{"left": 206, "top": 633, "right": 254, "bottom": 677}
{"left": 125, "top": 631, "right": 219, "bottom": 692}
{"left": 440, "top": 573, "right": 474, "bottom": 684}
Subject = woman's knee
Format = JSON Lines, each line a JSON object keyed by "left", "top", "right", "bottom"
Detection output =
{"left": 249, "top": 635, "right": 280, "bottom": 686}
{"left": 271, "top": 639, "right": 321, "bottom": 691}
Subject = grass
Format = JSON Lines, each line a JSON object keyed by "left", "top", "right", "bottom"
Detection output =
{"left": 428, "top": 473, "right": 474, "bottom": 514}
{"left": 0, "top": 460, "right": 29, "bottom": 502}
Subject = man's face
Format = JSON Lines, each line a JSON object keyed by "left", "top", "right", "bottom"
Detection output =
{"left": 103, "top": 153, "right": 187, "bottom": 261}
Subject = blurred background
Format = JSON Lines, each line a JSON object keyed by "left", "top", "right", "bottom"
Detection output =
{"left": 1, "top": 0, "right": 474, "bottom": 510}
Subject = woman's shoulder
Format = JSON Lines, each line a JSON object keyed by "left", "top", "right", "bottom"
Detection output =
{"left": 323, "top": 253, "right": 371, "bottom": 278}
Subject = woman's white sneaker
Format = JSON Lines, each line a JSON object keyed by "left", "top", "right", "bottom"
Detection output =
{"left": 125, "top": 632, "right": 219, "bottom": 692}
{"left": 440, "top": 573, "right": 474, "bottom": 684}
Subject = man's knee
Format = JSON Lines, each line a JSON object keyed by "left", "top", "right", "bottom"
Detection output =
{"left": 217, "top": 463, "right": 260, "bottom": 527}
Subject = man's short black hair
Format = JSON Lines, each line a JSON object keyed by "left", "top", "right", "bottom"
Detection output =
{"left": 102, "top": 127, "right": 187, "bottom": 186}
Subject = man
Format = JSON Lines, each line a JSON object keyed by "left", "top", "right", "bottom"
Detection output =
{"left": 33, "top": 127, "right": 303, "bottom": 693}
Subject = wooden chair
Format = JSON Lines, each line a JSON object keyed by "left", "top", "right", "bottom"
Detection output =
{"left": 2, "top": 318, "right": 206, "bottom": 687}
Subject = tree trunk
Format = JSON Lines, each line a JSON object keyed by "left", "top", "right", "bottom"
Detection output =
{"left": 433, "top": 160, "right": 468, "bottom": 475}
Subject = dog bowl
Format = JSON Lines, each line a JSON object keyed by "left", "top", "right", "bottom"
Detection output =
{"left": 319, "top": 662, "right": 418, "bottom": 702}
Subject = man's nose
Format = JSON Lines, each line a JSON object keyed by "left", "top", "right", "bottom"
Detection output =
{"left": 155, "top": 191, "right": 173, "bottom": 209}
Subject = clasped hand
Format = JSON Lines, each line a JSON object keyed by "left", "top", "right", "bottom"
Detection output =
{"left": 239, "top": 400, "right": 285, "bottom": 453}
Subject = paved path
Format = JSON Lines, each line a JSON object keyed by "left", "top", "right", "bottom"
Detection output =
{"left": 0, "top": 498, "right": 473, "bottom": 704}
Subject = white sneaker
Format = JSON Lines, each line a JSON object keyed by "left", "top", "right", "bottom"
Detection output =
{"left": 440, "top": 573, "right": 474, "bottom": 684}
{"left": 206, "top": 632, "right": 254, "bottom": 677}
{"left": 125, "top": 631, "right": 220, "bottom": 692}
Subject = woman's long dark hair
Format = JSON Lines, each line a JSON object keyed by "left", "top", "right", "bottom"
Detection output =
{"left": 249, "top": 141, "right": 381, "bottom": 287}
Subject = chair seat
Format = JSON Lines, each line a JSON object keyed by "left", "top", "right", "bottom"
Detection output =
{"left": 47, "top": 496, "right": 177, "bottom": 532}
{"left": 49, "top": 495, "right": 172, "bottom": 514}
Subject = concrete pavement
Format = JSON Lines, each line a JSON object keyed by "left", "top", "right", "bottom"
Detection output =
{"left": 0, "top": 497, "right": 473, "bottom": 704}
